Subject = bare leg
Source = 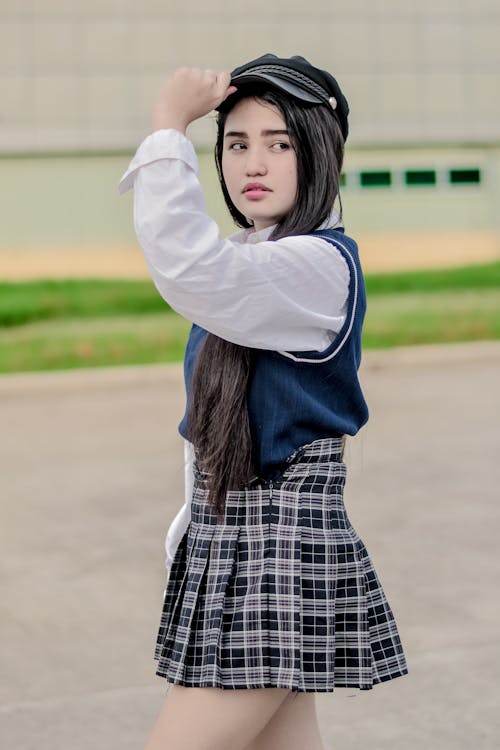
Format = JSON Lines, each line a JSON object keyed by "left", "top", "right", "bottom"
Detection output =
{"left": 243, "top": 692, "right": 326, "bottom": 750}
{"left": 144, "top": 684, "right": 291, "bottom": 750}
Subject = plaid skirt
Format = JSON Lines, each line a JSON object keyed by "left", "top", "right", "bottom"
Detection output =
{"left": 154, "top": 436, "right": 409, "bottom": 691}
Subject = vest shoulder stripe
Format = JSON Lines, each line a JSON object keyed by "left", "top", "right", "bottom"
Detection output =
{"left": 278, "top": 234, "right": 358, "bottom": 364}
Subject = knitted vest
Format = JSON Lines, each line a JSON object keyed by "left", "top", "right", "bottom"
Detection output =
{"left": 178, "top": 227, "right": 369, "bottom": 478}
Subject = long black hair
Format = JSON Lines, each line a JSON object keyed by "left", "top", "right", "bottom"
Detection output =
{"left": 187, "top": 85, "right": 345, "bottom": 521}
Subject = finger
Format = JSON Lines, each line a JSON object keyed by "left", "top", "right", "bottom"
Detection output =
{"left": 214, "top": 71, "right": 233, "bottom": 99}
{"left": 221, "top": 85, "right": 237, "bottom": 101}
{"left": 218, "top": 71, "right": 232, "bottom": 87}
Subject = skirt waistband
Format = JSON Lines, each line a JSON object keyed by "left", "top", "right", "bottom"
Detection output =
{"left": 283, "top": 436, "right": 345, "bottom": 466}
{"left": 193, "top": 436, "right": 346, "bottom": 487}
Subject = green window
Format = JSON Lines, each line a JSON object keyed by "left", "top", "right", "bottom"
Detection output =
{"left": 359, "top": 171, "right": 392, "bottom": 188}
{"left": 405, "top": 170, "right": 436, "bottom": 186}
{"left": 449, "top": 168, "right": 481, "bottom": 184}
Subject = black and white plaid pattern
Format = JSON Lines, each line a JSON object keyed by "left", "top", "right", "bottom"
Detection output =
{"left": 154, "top": 437, "right": 408, "bottom": 691}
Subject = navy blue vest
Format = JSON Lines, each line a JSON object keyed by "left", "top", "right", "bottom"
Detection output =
{"left": 178, "top": 227, "right": 369, "bottom": 478}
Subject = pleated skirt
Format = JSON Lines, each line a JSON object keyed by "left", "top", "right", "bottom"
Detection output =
{"left": 154, "top": 436, "right": 409, "bottom": 691}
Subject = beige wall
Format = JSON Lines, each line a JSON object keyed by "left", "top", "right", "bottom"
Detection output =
{"left": 1, "top": 143, "right": 498, "bottom": 278}
{"left": 2, "top": 1, "right": 500, "bottom": 152}
{"left": 2, "top": 1, "right": 499, "bottom": 277}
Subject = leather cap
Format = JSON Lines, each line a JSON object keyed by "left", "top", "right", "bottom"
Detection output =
{"left": 216, "top": 53, "right": 349, "bottom": 141}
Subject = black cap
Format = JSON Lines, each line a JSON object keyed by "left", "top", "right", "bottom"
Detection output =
{"left": 216, "top": 53, "right": 349, "bottom": 142}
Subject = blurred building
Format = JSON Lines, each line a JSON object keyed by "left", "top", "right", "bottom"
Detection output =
{"left": 1, "top": 0, "right": 499, "bottom": 275}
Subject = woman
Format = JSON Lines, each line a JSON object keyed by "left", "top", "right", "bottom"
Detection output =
{"left": 119, "top": 53, "right": 408, "bottom": 750}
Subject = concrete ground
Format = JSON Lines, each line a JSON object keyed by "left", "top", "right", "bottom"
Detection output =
{"left": 1, "top": 341, "right": 499, "bottom": 750}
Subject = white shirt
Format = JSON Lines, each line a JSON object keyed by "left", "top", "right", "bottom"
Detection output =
{"left": 118, "top": 128, "right": 351, "bottom": 576}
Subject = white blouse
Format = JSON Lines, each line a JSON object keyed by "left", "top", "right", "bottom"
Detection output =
{"left": 118, "top": 128, "right": 351, "bottom": 576}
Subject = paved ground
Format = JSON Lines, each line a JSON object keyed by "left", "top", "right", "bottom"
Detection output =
{"left": 1, "top": 341, "right": 499, "bottom": 749}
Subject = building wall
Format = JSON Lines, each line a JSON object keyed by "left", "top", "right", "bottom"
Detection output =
{"left": 1, "top": 1, "right": 499, "bottom": 275}
{"left": 1, "top": 143, "right": 498, "bottom": 278}
{"left": 2, "top": 1, "right": 500, "bottom": 152}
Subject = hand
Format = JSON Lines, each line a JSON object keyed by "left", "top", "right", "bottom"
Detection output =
{"left": 152, "top": 68, "right": 237, "bottom": 133}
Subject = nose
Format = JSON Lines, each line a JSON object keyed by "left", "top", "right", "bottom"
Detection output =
{"left": 244, "top": 146, "right": 268, "bottom": 176}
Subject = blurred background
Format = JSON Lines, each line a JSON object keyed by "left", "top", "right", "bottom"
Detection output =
{"left": 2, "top": 4, "right": 500, "bottom": 750}
{"left": 1, "top": 0, "right": 499, "bottom": 373}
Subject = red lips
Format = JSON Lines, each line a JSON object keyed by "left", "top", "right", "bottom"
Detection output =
{"left": 242, "top": 182, "right": 272, "bottom": 193}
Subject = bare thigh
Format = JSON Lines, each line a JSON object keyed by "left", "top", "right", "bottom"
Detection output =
{"left": 143, "top": 684, "right": 291, "bottom": 750}
{"left": 243, "top": 692, "right": 325, "bottom": 750}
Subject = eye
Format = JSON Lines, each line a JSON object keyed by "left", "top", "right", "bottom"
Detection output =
{"left": 228, "top": 142, "right": 246, "bottom": 151}
{"left": 271, "top": 142, "right": 291, "bottom": 151}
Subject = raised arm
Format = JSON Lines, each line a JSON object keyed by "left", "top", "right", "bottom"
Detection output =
{"left": 118, "top": 68, "right": 350, "bottom": 352}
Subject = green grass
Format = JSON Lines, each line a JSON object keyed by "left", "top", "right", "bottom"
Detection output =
{"left": 364, "top": 289, "right": 500, "bottom": 348}
{"left": 364, "top": 260, "right": 500, "bottom": 294}
{"left": 0, "top": 314, "right": 191, "bottom": 373}
{"left": 0, "top": 278, "right": 169, "bottom": 327}
{"left": 1, "top": 261, "right": 499, "bottom": 374}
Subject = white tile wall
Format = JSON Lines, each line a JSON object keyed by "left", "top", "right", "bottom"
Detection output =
{"left": 1, "top": 21, "right": 34, "bottom": 73}
{"left": 0, "top": 2, "right": 498, "bottom": 152}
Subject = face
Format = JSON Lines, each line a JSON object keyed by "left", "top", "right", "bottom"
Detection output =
{"left": 221, "top": 97, "right": 298, "bottom": 232}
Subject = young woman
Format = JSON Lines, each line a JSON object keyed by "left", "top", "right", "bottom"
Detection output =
{"left": 119, "top": 54, "right": 409, "bottom": 750}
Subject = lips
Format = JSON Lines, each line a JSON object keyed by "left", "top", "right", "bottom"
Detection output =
{"left": 242, "top": 182, "right": 272, "bottom": 199}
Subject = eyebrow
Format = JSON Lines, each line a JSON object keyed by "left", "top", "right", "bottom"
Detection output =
{"left": 224, "top": 129, "right": 290, "bottom": 138}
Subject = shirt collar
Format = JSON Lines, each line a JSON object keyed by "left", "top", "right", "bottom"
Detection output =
{"left": 230, "top": 207, "right": 344, "bottom": 245}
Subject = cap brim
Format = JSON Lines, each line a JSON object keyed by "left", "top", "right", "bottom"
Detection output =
{"left": 217, "top": 72, "right": 324, "bottom": 110}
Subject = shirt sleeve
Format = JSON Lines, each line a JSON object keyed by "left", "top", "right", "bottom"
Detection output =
{"left": 118, "top": 129, "right": 350, "bottom": 353}
{"left": 164, "top": 439, "right": 194, "bottom": 575}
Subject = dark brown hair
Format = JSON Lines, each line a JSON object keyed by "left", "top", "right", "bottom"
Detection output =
{"left": 187, "top": 85, "right": 345, "bottom": 521}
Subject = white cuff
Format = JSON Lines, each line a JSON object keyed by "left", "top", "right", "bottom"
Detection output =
{"left": 118, "top": 129, "right": 198, "bottom": 195}
{"left": 163, "top": 439, "right": 195, "bottom": 571}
